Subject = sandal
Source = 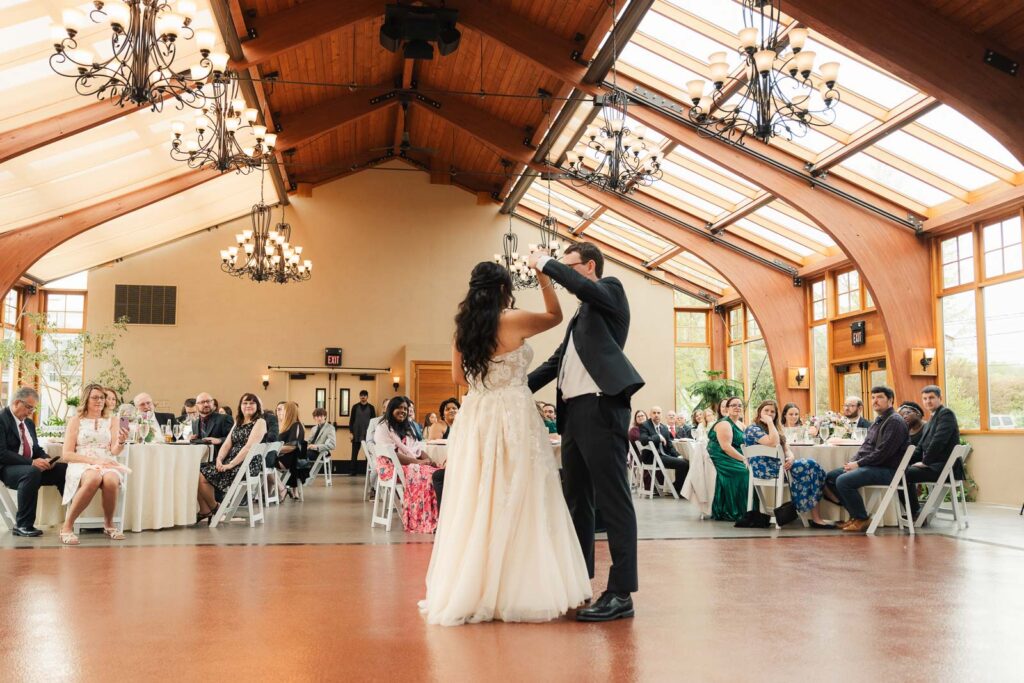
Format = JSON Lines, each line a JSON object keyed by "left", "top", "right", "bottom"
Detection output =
{"left": 104, "top": 527, "right": 125, "bottom": 540}
{"left": 821, "top": 486, "right": 842, "bottom": 506}
{"left": 196, "top": 506, "right": 218, "bottom": 525}
{"left": 59, "top": 531, "right": 80, "bottom": 546}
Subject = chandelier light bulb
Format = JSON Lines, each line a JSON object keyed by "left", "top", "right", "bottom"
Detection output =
{"left": 229, "top": 98, "right": 245, "bottom": 115}
{"left": 177, "top": 0, "right": 197, "bottom": 19}
{"left": 697, "top": 96, "right": 713, "bottom": 114}
{"left": 51, "top": 25, "right": 68, "bottom": 48}
{"left": 244, "top": 108, "right": 259, "bottom": 123}
{"left": 754, "top": 49, "right": 776, "bottom": 74}
{"left": 157, "top": 14, "right": 182, "bottom": 39}
{"left": 106, "top": 1, "right": 130, "bottom": 30}
{"left": 235, "top": 233, "right": 244, "bottom": 243}
{"left": 686, "top": 79, "right": 706, "bottom": 103}
{"left": 789, "top": 27, "right": 808, "bottom": 52}
{"left": 62, "top": 9, "right": 86, "bottom": 32}
{"left": 185, "top": 138, "right": 199, "bottom": 152}
{"left": 242, "top": 146, "right": 255, "bottom": 157}
{"left": 819, "top": 61, "right": 840, "bottom": 86}
{"left": 196, "top": 30, "right": 215, "bottom": 53}
{"left": 189, "top": 63, "right": 209, "bottom": 81}
{"left": 209, "top": 52, "right": 229, "bottom": 73}
{"left": 304, "top": 260, "right": 312, "bottom": 269}
{"left": 263, "top": 133, "right": 277, "bottom": 149}
{"left": 244, "top": 243, "right": 255, "bottom": 254}
{"left": 220, "top": 250, "right": 229, "bottom": 260}
{"left": 225, "top": 117, "right": 240, "bottom": 132}
{"left": 171, "top": 120, "right": 185, "bottom": 135}
{"left": 738, "top": 27, "right": 758, "bottom": 50}
{"left": 193, "top": 115, "right": 206, "bottom": 132}
{"left": 710, "top": 59, "right": 729, "bottom": 84}
{"left": 252, "top": 125, "right": 267, "bottom": 139}
{"left": 794, "top": 50, "right": 815, "bottom": 77}
{"left": 243, "top": 230, "right": 253, "bottom": 240}
{"left": 228, "top": 246, "right": 238, "bottom": 256}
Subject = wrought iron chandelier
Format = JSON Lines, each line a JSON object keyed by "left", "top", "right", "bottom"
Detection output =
{"left": 494, "top": 174, "right": 565, "bottom": 290}
{"left": 684, "top": 1, "right": 841, "bottom": 144}
{"left": 220, "top": 172, "right": 312, "bottom": 284}
{"left": 170, "top": 71, "right": 276, "bottom": 173}
{"left": 564, "top": 0, "right": 662, "bottom": 195}
{"left": 50, "top": 1, "right": 224, "bottom": 111}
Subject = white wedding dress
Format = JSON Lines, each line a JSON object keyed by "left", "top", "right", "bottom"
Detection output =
{"left": 419, "top": 343, "right": 592, "bottom": 626}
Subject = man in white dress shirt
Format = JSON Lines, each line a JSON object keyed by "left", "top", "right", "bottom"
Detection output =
{"left": 133, "top": 392, "right": 162, "bottom": 442}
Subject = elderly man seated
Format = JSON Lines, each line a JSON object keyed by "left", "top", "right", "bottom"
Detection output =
{"left": 639, "top": 406, "right": 689, "bottom": 494}
{"left": 190, "top": 392, "right": 232, "bottom": 454}
{"left": 133, "top": 393, "right": 163, "bottom": 442}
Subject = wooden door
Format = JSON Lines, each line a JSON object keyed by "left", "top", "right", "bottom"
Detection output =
{"left": 835, "top": 358, "right": 889, "bottom": 419}
{"left": 411, "top": 361, "right": 464, "bottom": 423}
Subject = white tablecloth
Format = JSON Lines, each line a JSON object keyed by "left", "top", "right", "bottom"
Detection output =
{"left": 676, "top": 439, "right": 716, "bottom": 516}
{"left": 790, "top": 445, "right": 897, "bottom": 525}
{"left": 35, "top": 443, "right": 207, "bottom": 532}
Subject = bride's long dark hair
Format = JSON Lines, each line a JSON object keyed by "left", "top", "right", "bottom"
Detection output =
{"left": 455, "top": 262, "right": 514, "bottom": 384}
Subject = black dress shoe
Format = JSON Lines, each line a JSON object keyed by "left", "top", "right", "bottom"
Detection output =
{"left": 575, "top": 591, "right": 634, "bottom": 622}
{"left": 12, "top": 526, "right": 43, "bottom": 537}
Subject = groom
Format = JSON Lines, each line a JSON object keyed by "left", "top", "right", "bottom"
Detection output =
{"left": 527, "top": 242, "right": 644, "bottom": 622}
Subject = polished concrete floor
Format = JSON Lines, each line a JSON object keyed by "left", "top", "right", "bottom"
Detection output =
{"left": 2, "top": 477, "right": 1023, "bottom": 681}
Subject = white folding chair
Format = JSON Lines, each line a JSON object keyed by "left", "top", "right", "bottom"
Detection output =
{"left": 863, "top": 445, "right": 918, "bottom": 536}
{"left": 261, "top": 441, "right": 284, "bottom": 507}
{"left": 742, "top": 444, "right": 786, "bottom": 529}
{"left": 0, "top": 485, "right": 18, "bottom": 531}
{"left": 307, "top": 449, "right": 333, "bottom": 487}
{"left": 211, "top": 443, "right": 267, "bottom": 528}
{"left": 362, "top": 440, "right": 378, "bottom": 501}
{"left": 73, "top": 449, "right": 131, "bottom": 535}
{"left": 914, "top": 444, "right": 972, "bottom": 530}
{"left": 636, "top": 442, "right": 680, "bottom": 500}
{"left": 370, "top": 443, "right": 406, "bottom": 531}
{"left": 626, "top": 442, "right": 644, "bottom": 495}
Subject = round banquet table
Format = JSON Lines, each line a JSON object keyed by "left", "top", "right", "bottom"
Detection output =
{"left": 34, "top": 442, "right": 208, "bottom": 532}
{"left": 790, "top": 444, "right": 897, "bottom": 525}
{"left": 422, "top": 440, "right": 562, "bottom": 468}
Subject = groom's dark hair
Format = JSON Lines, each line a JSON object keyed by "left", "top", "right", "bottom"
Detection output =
{"left": 565, "top": 242, "right": 604, "bottom": 278}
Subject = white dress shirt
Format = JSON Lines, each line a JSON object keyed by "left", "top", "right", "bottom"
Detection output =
{"left": 537, "top": 255, "right": 601, "bottom": 399}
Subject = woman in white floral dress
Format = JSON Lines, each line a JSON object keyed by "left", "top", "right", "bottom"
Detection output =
{"left": 59, "top": 383, "right": 129, "bottom": 545}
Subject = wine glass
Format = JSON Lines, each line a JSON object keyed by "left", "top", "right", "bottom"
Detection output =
{"left": 173, "top": 423, "right": 182, "bottom": 441}
{"left": 139, "top": 421, "right": 151, "bottom": 443}
{"left": 819, "top": 424, "right": 830, "bottom": 444}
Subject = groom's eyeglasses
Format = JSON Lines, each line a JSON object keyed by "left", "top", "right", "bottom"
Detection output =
{"left": 560, "top": 258, "right": 585, "bottom": 270}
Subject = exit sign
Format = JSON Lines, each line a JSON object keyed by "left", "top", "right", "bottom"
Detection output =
{"left": 325, "top": 348, "right": 342, "bottom": 367}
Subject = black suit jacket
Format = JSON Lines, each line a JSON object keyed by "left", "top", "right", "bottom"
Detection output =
{"left": 917, "top": 405, "right": 961, "bottom": 474}
{"left": 0, "top": 408, "right": 47, "bottom": 472}
{"left": 192, "top": 412, "right": 232, "bottom": 445}
{"left": 638, "top": 420, "right": 679, "bottom": 457}
{"left": 527, "top": 260, "right": 644, "bottom": 433}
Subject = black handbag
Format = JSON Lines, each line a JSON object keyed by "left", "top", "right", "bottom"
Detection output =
{"left": 773, "top": 501, "right": 799, "bottom": 527}
{"left": 734, "top": 509, "right": 771, "bottom": 528}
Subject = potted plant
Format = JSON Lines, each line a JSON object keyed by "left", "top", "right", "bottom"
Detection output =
{"left": 686, "top": 370, "right": 743, "bottom": 411}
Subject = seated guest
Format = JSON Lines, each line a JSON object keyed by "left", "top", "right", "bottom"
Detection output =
{"left": 133, "top": 392, "right": 162, "bottom": 441}
{"left": 422, "top": 412, "right": 440, "bottom": 439}
{"left": 374, "top": 396, "right": 439, "bottom": 533}
{"left": 745, "top": 400, "right": 832, "bottom": 528}
{"left": 707, "top": 397, "right": 748, "bottom": 521}
{"left": 407, "top": 400, "right": 424, "bottom": 440}
{"left": 103, "top": 388, "right": 120, "bottom": 416}
{"left": 639, "top": 406, "right": 689, "bottom": 494}
{"left": 190, "top": 392, "right": 232, "bottom": 452}
{"left": 262, "top": 407, "right": 280, "bottom": 443}
{"left": 843, "top": 396, "right": 872, "bottom": 429}
{"left": 179, "top": 398, "right": 197, "bottom": 423}
{"left": 628, "top": 410, "right": 648, "bottom": 443}
{"left": 220, "top": 405, "right": 234, "bottom": 423}
{"left": 664, "top": 410, "right": 691, "bottom": 440}
{"left": 717, "top": 398, "right": 730, "bottom": 419}
{"left": 542, "top": 403, "right": 557, "bottom": 434}
{"left": 306, "top": 407, "right": 336, "bottom": 483}
{"left": 196, "top": 393, "right": 267, "bottom": 523}
{"left": 273, "top": 401, "right": 306, "bottom": 499}
{"left": 0, "top": 387, "right": 68, "bottom": 538}
{"left": 60, "top": 383, "right": 130, "bottom": 545}
{"left": 364, "top": 398, "right": 391, "bottom": 447}
{"left": 704, "top": 407, "right": 717, "bottom": 427}
{"left": 905, "top": 386, "right": 961, "bottom": 518}
{"left": 439, "top": 397, "right": 460, "bottom": 438}
{"left": 780, "top": 403, "right": 802, "bottom": 428}
{"left": 691, "top": 408, "right": 707, "bottom": 441}
{"left": 824, "top": 386, "right": 910, "bottom": 533}
{"left": 898, "top": 401, "right": 926, "bottom": 460}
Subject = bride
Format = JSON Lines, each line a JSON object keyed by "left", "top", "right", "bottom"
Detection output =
{"left": 419, "top": 261, "right": 592, "bottom": 626}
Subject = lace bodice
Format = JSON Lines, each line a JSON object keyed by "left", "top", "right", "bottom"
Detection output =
{"left": 467, "top": 343, "right": 533, "bottom": 393}
{"left": 77, "top": 417, "right": 113, "bottom": 458}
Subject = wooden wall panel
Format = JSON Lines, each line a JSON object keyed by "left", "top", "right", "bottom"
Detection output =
{"left": 830, "top": 311, "right": 887, "bottom": 364}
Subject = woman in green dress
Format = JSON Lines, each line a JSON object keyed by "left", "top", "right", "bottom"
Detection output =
{"left": 707, "top": 397, "right": 749, "bottom": 521}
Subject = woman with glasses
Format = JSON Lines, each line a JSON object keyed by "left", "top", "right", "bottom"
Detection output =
{"left": 707, "top": 396, "right": 749, "bottom": 521}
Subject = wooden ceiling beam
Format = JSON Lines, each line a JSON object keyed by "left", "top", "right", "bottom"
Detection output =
{"left": 709, "top": 192, "right": 776, "bottom": 233}
{"left": 0, "top": 170, "right": 220, "bottom": 297}
{"left": 275, "top": 86, "right": 397, "bottom": 152}
{"left": 571, "top": 206, "right": 607, "bottom": 236}
{"left": 783, "top": 0, "right": 1024, "bottom": 166}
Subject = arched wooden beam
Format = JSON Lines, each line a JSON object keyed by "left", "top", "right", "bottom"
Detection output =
{"left": 783, "top": 0, "right": 1024, "bottom": 165}
{"left": 0, "top": 170, "right": 219, "bottom": 297}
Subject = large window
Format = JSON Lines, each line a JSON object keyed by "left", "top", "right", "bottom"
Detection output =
{"left": 836, "top": 270, "right": 861, "bottom": 314}
{"left": 812, "top": 324, "right": 830, "bottom": 416}
{"left": 937, "top": 218, "right": 1024, "bottom": 432}
{"left": 673, "top": 298, "right": 711, "bottom": 416}
{"left": 1, "top": 289, "right": 18, "bottom": 407}
{"left": 39, "top": 291, "right": 87, "bottom": 424}
{"left": 726, "top": 303, "right": 776, "bottom": 417}
{"left": 811, "top": 279, "right": 827, "bottom": 321}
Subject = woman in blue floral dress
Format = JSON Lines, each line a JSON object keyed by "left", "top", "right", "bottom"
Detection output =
{"left": 744, "top": 400, "right": 835, "bottom": 529}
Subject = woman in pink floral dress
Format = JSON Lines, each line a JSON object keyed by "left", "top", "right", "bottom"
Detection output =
{"left": 373, "top": 396, "right": 439, "bottom": 533}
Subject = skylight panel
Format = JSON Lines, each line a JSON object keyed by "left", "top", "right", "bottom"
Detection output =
{"left": 659, "top": 159, "right": 745, "bottom": 203}
{"left": 664, "top": 0, "right": 751, "bottom": 36}
{"left": 600, "top": 213, "right": 672, "bottom": 249}
{"left": 757, "top": 203, "right": 835, "bottom": 245}
{"left": 0, "top": 16, "right": 51, "bottom": 56}
{"left": 664, "top": 258, "right": 729, "bottom": 290}
{"left": 735, "top": 218, "right": 814, "bottom": 257}
{"left": 618, "top": 43, "right": 704, "bottom": 85}
{"left": 648, "top": 181, "right": 725, "bottom": 216}
{"left": 785, "top": 126, "right": 835, "bottom": 154}
{"left": 804, "top": 38, "right": 916, "bottom": 109}
{"left": 587, "top": 223, "right": 657, "bottom": 258}
{"left": 670, "top": 146, "right": 760, "bottom": 189}
{"left": 871, "top": 130, "right": 998, "bottom": 191}
{"left": 917, "top": 105, "right": 1023, "bottom": 171}
{"left": 637, "top": 11, "right": 734, "bottom": 66}
{"left": 838, "top": 153, "right": 954, "bottom": 206}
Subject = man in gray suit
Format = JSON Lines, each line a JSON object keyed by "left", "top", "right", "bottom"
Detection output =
{"left": 306, "top": 407, "right": 336, "bottom": 483}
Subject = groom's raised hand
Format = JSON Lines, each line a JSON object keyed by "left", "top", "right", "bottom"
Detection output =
{"left": 527, "top": 250, "right": 544, "bottom": 270}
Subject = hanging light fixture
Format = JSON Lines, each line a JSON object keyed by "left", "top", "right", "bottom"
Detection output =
{"left": 494, "top": 213, "right": 538, "bottom": 290}
{"left": 564, "top": 0, "right": 662, "bottom": 195}
{"left": 220, "top": 171, "right": 312, "bottom": 284}
{"left": 684, "top": 1, "right": 841, "bottom": 144}
{"left": 169, "top": 71, "right": 276, "bottom": 173}
{"left": 49, "top": 1, "right": 223, "bottom": 111}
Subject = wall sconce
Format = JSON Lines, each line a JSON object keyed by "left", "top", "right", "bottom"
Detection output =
{"left": 787, "top": 367, "right": 809, "bottom": 389}
{"left": 261, "top": 374, "right": 270, "bottom": 390}
{"left": 910, "top": 347, "right": 938, "bottom": 376}
{"left": 392, "top": 375, "right": 400, "bottom": 392}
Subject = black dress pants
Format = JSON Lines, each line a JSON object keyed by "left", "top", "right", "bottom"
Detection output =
{"left": 561, "top": 393, "right": 638, "bottom": 594}
{"left": 642, "top": 451, "right": 689, "bottom": 494}
{"left": 1, "top": 462, "right": 67, "bottom": 528}
{"left": 905, "top": 463, "right": 944, "bottom": 515}
{"left": 350, "top": 440, "right": 362, "bottom": 473}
